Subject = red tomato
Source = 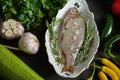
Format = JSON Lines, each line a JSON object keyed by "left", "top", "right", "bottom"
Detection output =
{"left": 112, "top": 1, "right": 120, "bottom": 15}
{"left": 119, "top": 40, "right": 120, "bottom": 47}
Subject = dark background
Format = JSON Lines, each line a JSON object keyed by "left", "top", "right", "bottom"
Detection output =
{"left": 0, "top": 0, "right": 120, "bottom": 80}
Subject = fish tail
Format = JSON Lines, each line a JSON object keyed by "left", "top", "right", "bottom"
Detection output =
{"left": 62, "top": 65, "right": 74, "bottom": 73}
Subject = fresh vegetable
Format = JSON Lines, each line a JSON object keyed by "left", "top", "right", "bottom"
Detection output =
{"left": 119, "top": 40, "right": 120, "bottom": 46}
{"left": 0, "top": 0, "right": 67, "bottom": 30}
{"left": 94, "top": 64, "right": 119, "bottom": 80}
{"left": 100, "top": 58, "right": 120, "bottom": 79}
{"left": 94, "top": 58, "right": 120, "bottom": 80}
{"left": 104, "top": 34, "right": 120, "bottom": 51}
{"left": 0, "top": 0, "right": 44, "bottom": 30}
{"left": 112, "top": 0, "right": 120, "bottom": 15}
{"left": 101, "top": 14, "right": 113, "bottom": 40}
{"left": 106, "top": 50, "right": 120, "bottom": 66}
{"left": 101, "top": 66, "right": 119, "bottom": 80}
{"left": 0, "top": 19, "right": 24, "bottom": 40}
{"left": 46, "top": 18, "right": 65, "bottom": 65}
{"left": 104, "top": 34, "right": 120, "bottom": 66}
{"left": 76, "top": 20, "right": 95, "bottom": 64}
{"left": 3, "top": 32, "right": 40, "bottom": 54}
{"left": 98, "top": 71, "right": 108, "bottom": 80}
{"left": 0, "top": 44, "right": 44, "bottom": 80}
{"left": 87, "top": 62, "right": 96, "bottom": 80}
{"left": 18, "top": 32, "right": 40, "bottom": 54}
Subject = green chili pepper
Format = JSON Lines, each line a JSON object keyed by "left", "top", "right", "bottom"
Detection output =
{"left": 104, "top": 34, "right": 120, "bottom": 51}
{"left": 108, "top": 51, "right": 120, "bottom": 66}
{"left": 104, "top": 34, "right": 120, "bottom": 66}
{"left": 101, "top": 14, "right": 114, "bottom": 41}
{"left": 87, "top": 62, "right": 96, "bottom": 80}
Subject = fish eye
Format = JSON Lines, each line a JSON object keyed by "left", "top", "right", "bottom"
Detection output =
{"left": 74, "top": 2, "right": 79, "bottom": 8}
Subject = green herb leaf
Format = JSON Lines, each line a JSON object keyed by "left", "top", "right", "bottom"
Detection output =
{"left": 46, "top": 18, "right": 65, "bottom": 65}
{"left": 75, "top": 20, "right": 95, "bottom": 65}
{"left": 0, "top": 0, "right": 66, "bottom": 30}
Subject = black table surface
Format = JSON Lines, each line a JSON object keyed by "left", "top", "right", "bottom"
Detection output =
{"left": 1, "top": 0, "right": 120, "bottom": 80}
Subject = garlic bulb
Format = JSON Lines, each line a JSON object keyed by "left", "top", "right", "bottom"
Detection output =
{"left": 0, "top": 19, "right": 24, "bottom": 40}
{"left": 18, "top": 32, "right": 40, "bottom": 55}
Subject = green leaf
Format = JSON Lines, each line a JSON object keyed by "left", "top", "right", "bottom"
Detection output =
{"left": 46, "top": 18, "right": 64, "bottom": 64}
{"left": 10, "top": 7, "right": 17, "bottom": 14}
{"left": 75, "top": 20, "right": 95, "bottom": 65}
{"left": 41, "top": 0, "right": 52, "bottom": 10}
{"left": 0, "top": 0, "right": 66, "bottom": 30}
{"left": 5, "top": 0, "right": 13, "bottom": 6}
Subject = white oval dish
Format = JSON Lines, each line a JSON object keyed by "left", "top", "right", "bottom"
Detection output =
{"left": 45, "top": 0, "right": 100, "bottom": 78}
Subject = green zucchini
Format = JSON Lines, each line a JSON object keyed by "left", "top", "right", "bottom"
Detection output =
{"left": 0, "top": 44, "right": 44, "bottom": 80}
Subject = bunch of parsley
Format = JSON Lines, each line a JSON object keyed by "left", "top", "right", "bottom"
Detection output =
{"left": 0, "top": 0, "right": 66, "bottom": 30}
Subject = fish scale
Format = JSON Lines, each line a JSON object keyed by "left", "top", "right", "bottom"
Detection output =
{"left": 60, "top": 7, "right": 85, "bottom": 73}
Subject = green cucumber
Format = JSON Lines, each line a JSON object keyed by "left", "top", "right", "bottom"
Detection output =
{"left": 0, "top": 44, "right": 44, "bottom": 80}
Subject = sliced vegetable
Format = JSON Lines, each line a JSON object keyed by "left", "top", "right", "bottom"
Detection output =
{"left": 0, "top": 19, "right": 24, "bottom": 40}
{"left": 0, "top": 44, "right": 44, "bottom": 80}
{"left": 98, "top": 71, "right": 108, "bottom": 80}
{"left": 101, "top": 58, "right": 120, "bottom": 80}
{"left": 104, "top": 34, "right": 120, "bottom": 51}
{"left": 101, "top": 14, "right": 113, "bottom": 41}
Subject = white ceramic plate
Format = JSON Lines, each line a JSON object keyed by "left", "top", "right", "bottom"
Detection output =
{"left": 45, "top": 0, "right": 100, "bottom": 78}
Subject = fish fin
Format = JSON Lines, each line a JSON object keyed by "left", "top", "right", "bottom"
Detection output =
{"left": 62, "top": 65, "right": 74, "bottom": 73}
